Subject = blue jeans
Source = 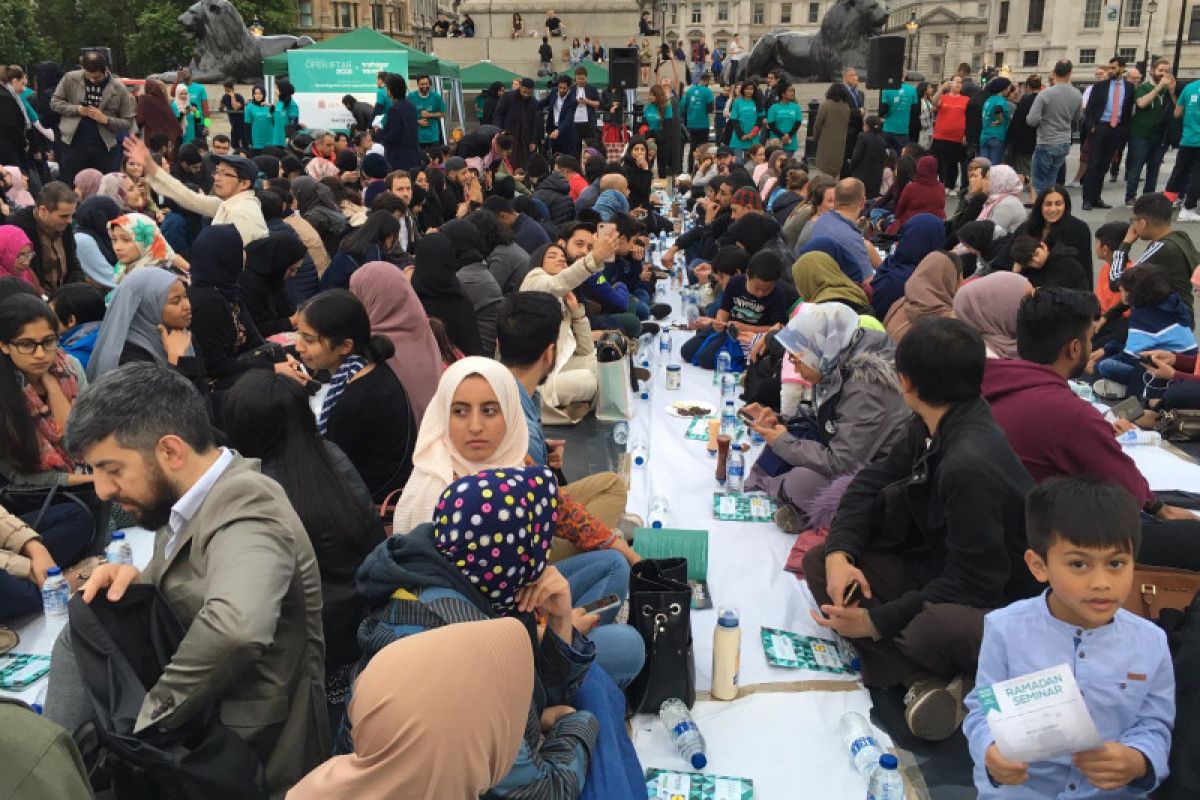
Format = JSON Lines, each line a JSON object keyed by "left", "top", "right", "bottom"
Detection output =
{"left": 559, "top": 549, "right": 631, "bottom": 624}
{"left": 979, "top": 138, "right": 1005, "bottom": 167}
{"left": 1096, "top": 352, "right": 1140, "bottom": 384}
{"left": 1032, "top": 142, "right": 1071, "bottom": 194}
{"left": 557, "top": 550, "right": 644, "bottom": 688}
{"left": 1126, "top": 136, "right": 1167, "bottom": 201}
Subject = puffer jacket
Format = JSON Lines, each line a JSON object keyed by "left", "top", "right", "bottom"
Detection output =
{"left": 534, "top": 172, "right": 576, "bottom": 227}
{"left": 770, "top": 329, "right": 910, "bottom": 479}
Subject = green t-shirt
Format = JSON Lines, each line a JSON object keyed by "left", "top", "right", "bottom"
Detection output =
{"left": 409, "top": 89, "right": 446, "bottom": 144}
{"left": 682, "top": 84, "right": 714, "bottom": 130}
{"left": 186, "top": 82, "right": 208, "bottom": 113}
{"left": 728, "top": 96, "right": 760, "bottom": 150}
{"left": 766, "top": 101, "right": 802, "bottom": 151}
{"left": 375, "top": 87, "right": 392, "bottom": 127}
{"left": 1130, "top": 81, "right": 1166, "bottom": 140}
{"left": 979, "top": 94, "right": 1012, "bottom": 144}
{"left": 245, "top": 103, "right": 274, "bottom": 150}
{"left": 1180, "top": 81, "right": 1200, "bottom": 148}
{"left": 271, "top": 99, "right": 298, "bottom": 147}
{"left": 881, "top": 83, "right": 916, "bottom": 135}
{"left": 644, "top": 100, "right": 673, "bottom": 132}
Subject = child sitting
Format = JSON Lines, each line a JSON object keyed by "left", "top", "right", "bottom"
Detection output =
{"left": 1090, "top": 263, "right": 1197, "bottom": 399}
{"left": 1093, "top": 221, "right": 1133, "bottom": 350}
{"left": 690, "top": 245, "right": 751, "bottom": 328}
{"left": 680, "top": 251, "right": 793, "bottom": 368}
{"left": 964, "top": 476, "right": 1174, "bottom": 799}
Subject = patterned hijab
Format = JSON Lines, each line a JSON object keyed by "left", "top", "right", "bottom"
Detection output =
{"left": 109, "top": 213, "right": 175, "bottom": 282}
{"left": 775, "top": 301, "right": 861, "bottom": 375}
{"left": 432, "top": 466, "right": 558, "bottom": 613}
{"left": 979, "top": 165, "right": 1023, "bottom": 220}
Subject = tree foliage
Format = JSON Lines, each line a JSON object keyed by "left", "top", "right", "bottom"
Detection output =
{"left": 0, "top": 0, "right": 54, "bottom": 67}
{"left": 36, "top": 0, "right": 299, "bottom": 76}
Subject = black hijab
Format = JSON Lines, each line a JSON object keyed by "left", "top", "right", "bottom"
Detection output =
{"left": 439, "top": 219, "right": 485, "bottom": 267}
{"left": 411, "top": 233, "right": 483, "bottom": 356}
{"left": 242, "top": 230, "right": 306, "bottom": 335}
{"left": 253, "top": 154, "right": 282, "bottom": 181}
{"left": 723, "top": 212, "right": 783, "bottom": 251}
{"left": 292, "top": 176, "right": 339, "bottom": 213}
{"left": 188, "top": 225, "right": 246, "bottom": 303}
{"left": 74, "top": 195, "right": 121, "bottom": 265}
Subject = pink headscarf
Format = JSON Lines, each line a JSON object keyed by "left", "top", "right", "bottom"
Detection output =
{"left": 349, "top": 261, "right": 443, "bottom": 423}
{"left": 73, "top": 168, "right": 103, "bottom": 200}
{"left": 0, "top": 224, "right": 42, "bottom": 291}
{"left": 3, "top": 167, "right": 34, "bottom": 208}
{"left": 305, "top": 158, "right": 340, "bottom": 181}
{"left": 979, "top": 165, "right": 1023, "bottom": 221}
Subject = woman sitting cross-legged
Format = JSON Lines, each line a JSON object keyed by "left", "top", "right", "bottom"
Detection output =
{"left": 744, "top": 303, "right": 910, "bottom": 534}
{"left": 390, "top": 356, "right": 646, "bottom": 688}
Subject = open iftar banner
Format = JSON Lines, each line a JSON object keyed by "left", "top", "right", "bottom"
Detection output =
{"left": 286, "top": 49, "right": 408, "bottom": 131}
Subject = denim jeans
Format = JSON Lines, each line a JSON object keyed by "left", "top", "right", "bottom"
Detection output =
{"left": 979, "top": 138, "right": 1005, "bottom": 167}
{"left": 1032, "top": 142, "right": 1072, "bottom": 194}
{"left": 1096, "top": 352, "right": 1140, "bottom": 384}
{"left": 1166, "top": 145, "right": 1200, "bottom": 209}
{"left": 557, "top": 549, "right": 645, "bottom": 688}
{"left": 1125, "top": 137, "right": 1167, "bottom": 201}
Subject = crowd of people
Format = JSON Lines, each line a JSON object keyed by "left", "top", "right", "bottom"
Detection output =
{"left": 0, "top": 42, "right": 1198, "bottom": 800}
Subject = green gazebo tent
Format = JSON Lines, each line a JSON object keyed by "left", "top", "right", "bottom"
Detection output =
{"left": 261, "top": 27, "right": 458, "bottom": 79}
{"left": 459, "top": 61, "right": 522, "bottom": 91}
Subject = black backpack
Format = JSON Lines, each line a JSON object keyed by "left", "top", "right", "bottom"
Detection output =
{"left": 68, "top": 586, "right": 269, "bottom": 800}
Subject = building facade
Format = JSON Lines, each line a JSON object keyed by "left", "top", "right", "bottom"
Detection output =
{"left": 295, "top": 0, "right": 441, "bottom": 48}
{"left": 883, "top": 2, "right": 990, "bottom": 83}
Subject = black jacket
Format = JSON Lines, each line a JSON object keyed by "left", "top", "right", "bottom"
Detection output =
{"left": 8, "top": 206, "right": 83, "bottom": 289}
{"left": 534, "top": 171, "right": 576, "bottom": 227}
{"left": 0, "top": 89, "right": 27, "bottom": 168}
{"left": 825, "top": 398, "right": 1039, "bottom": 639}
{"left": 380, "top": 97, "right": 421, "bottom": 170}
{"left": 1007, "top": 91, "right": 1039, "bottom": 155}
{"left": 1084, "top": 78, "right": 1137, "bottom": 131}
{"left": 849, "top": 131, "right": 887, "bottom": 199}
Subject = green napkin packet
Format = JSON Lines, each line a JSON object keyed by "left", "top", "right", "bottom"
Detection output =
{"left": 645, "top": 768, "right": 754, "bottom": 799}
{"left": 760, "top": 627, "right": 855, "bottom": 674}
{"left": 685, "top": 416, "right": 746, "bottom": 440}
{"left": 633, "top": 527, "right": 709, "bottom": 581}
{"left": 712, "top": 492, "right": 777, "bottom": 522}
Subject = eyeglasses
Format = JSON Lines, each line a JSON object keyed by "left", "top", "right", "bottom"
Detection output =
{"left": 8, "top": 336, "right": 59, "bottom": 355}
{"left": 14, "top": 251, "right": 33, "bottom": 263}
{"left": 213, "top": 169, "right": 240, "bottom": 180}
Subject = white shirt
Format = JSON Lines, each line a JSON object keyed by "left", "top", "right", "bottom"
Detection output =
{"left": 164, "top": 447, "right": 234, "bottom": 560}
{"left": 552, "top": 94, "right": 565, "bottom": 125}
{"left": 574, "top": 86, "right": 589, "bottom": 123}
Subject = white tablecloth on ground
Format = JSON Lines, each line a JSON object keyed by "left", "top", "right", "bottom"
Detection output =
{"left": 627, "top": 290, "right": 896, "bottom": 793}
{"left": 1124, "top": 443, "right": 1200, "bottom": 492}
{"left": 2, "top": 526, "right": 155, "bottom": 706}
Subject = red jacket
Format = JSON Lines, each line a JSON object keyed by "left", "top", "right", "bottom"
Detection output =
{"left": 981, "top": 358, "right": 1155, "bottom": 509}
{"left": 887, "top": 156, "right": 945, "bottom": 233}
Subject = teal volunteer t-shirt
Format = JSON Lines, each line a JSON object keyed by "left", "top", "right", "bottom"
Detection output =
{"left": 409, "top": 89, "right": 446, "bottom": 145}
{"left": 1179, "top": 80, "right": 1200, "bottom": 147}
{"left": 682, "top": 84, "right": 714, "bottom": 130}
{"left": 766, "top": 101, "right": 802, "bottom": 151}
{"left": 881, "top": 83, "right": 916, "bottom": 135}
{"left": 728, "top": 97, "right": 760, "bottom": 150}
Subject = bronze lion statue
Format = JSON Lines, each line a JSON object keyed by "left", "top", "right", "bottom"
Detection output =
{"left": 742, "top": 0, "right": 889, "bottom": 82}
{"left": 175, "top": 0, "right": 313, "bottom": 82}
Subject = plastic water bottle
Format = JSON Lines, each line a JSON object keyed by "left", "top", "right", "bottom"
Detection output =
{"left": 630, "top": 440, "right": 648, "bottom": 466}
{"left": 41, "top": 566, "right": 69, "bottom": 617}
{"left": 1118, "top": 429, "right": 1162, "bottom": 446}
{"left": 638, "top": 333, "right": 655, "bottom": 368}
{"left": 659, "top": 328, "right": 673, "bottom": 359}
{"left": 648, "top": 495, "right": 670, "bottom": 528}
{"left": 720, "top": 400, "right": 738, "bottom": 437}
{"left": 721, "top": 372, "right": 738, "bottom": 405}
{"left": 840, "top": 712, "right": 886, "bottom": 777}
{"left": 105, "top": 530, "right": 133, "bottom": 566}
{"left": 660, "top": 698, "right": 708, "bottom": 769}
{"left": 686, "top": 293, "right": 700, "bottom": 325}
{"left": 715, "top": 349, "right": 731, "bottom": 386}
{"left": 726, "top": 448, "right": 745, "bottom": 493}
{"left": 612, "top": 421, "right": 630, "bottom": 446}
{"left": 655, "top": 281, "right": 667, "bottom": 301}
{"left": 867, "top": 754, "right": 904, "bottom": 800}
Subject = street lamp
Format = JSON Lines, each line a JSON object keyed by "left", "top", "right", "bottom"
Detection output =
{"left": 1143, "top": 0, "right": 1159, "bottom": 71}
{"left": 249, "top": 16, "right": 264, "bottom": 36}
{"left": 905, "top": 11, "right": 919, "bottom": 71}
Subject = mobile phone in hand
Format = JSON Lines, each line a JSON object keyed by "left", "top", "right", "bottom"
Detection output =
{"left": 737, "top": 407, "right": 757, "bottom": 424}
{"left": 842, "top": 580, "right": 862, "bottom": 606}
{"left": 579, "top": 593, "right": 622, "bottom": 616}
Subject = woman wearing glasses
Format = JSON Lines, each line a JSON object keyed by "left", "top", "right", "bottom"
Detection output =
{"left": 0, "top": 225, "right": 42, "bottom": 292}
{"left": 0, "top": 293, "right": 91, "bottom": 488}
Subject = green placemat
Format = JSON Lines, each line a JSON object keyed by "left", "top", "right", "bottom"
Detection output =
{"left": 760, "top": 627, "right": 855, "bottom": 674}
{"left": 646, "top": 768, "right": 754, "bottom": 799}
{"left": 685, "top": 416, "right": 747, "bottom": 440}
{"left": 633, "top": 528, "right": 709, "bottom": 581}
{"left": 712, "top": 492, "right": 777, "bottom": 522}
{"left": 0, "top": 653, "right": 50, "bottom": 688}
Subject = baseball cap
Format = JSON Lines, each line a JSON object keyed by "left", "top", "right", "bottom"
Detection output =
{"left": 715, "top": 145, "right": 733, "bottom": 157}
{"left": 444, "top": 155, "right": 467, "bottom": 171}
{"left": 213, "top": 154, "right": 257, "bottom": 182}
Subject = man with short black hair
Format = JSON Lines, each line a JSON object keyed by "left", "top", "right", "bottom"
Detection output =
{"left": 44, "top": 363, "right": 328, "bottom": 795}
{"left": 571, "top": 67, "right": 600, "bottom": 152}
{"left": 1028, "top": 60, "right": 1083, "bottom": 194}
{"left": 805, "top": 317, "right": 1038, "bottom": 741}
{"left": 8, "top": 181, "right": 82, "bottom": 289}
{"left": 49, "top": 50, "right": 136, "bottom": 185}
{"left": 409, "top": 74, "right": 446, "bottom": 153}
{"left": 1126, "top": 58, "right": 1175, "bottom": 206}
{"left": 124, "top": 135, "right": 267, "bottom": 244}
{"left": 1081, "top": 57, "right": 1135, "bottom": 210}
{"left": 542, "top": 74, "right": 579, "bottom": 157}
{"left": 209, "top": 133, "right": 232, "bottom": 157}
{"left": 1109, "top": 192, "right": 1199, "bottom": 320}
{"left": 681, "top": 71, "right": 715, "bottom": 173}
{"left": 219, "top": 81, "right": 245, "bottom": 150}
{"left": 495, "top": 78, "right": 542, "bottom": 169}
{"left": 342, "top": 93, "right": 376, "bottom": 135}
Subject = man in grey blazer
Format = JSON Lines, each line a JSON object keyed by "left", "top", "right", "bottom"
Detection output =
{"left": 46, "top": 363, "right": 328, "bottom": 797}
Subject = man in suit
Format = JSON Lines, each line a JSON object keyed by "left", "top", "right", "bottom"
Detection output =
{"left": 542, "top": 73, "right": 579, "bottom": 157}
{"left": 46, "top": 363, "right": 328, "bottom": 797}
{"left": 1082, "top": 56, "right": 1136, "bottom": 210}
{"left": 571, "top": 66, "right": 601, "bottom": 152}
{"left": 842, "top": 67, "right": 866, "bottom": 173}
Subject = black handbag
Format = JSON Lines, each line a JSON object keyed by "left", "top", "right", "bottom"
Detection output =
{"left": 626, "top": 558, "right": 696, "bottom": 714}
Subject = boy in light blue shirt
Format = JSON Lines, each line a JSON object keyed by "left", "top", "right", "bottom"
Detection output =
{"left": 964, "top": 476, "right": 1174, "bottom": 799}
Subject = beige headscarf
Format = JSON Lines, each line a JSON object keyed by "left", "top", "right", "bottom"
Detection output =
{"left": 286, "top": 618, "right": 533, "bottom": 800}
{"left": 391, "top": 356, "right": 530, "bottom": 534}
{"left": 883, "top": 251, "right": 960, "bottom": 342}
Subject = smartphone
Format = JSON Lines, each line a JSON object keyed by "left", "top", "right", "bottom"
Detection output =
{"left": 1139, "top": 354, "right": 1157, "bottom": 366}
{"left": 597, "top": 222, "right": 615, "bottom": 237}
{"left": 579, "top": 593, "right": 623, "bottom": 616}
{"left": 842, "top": 580, "right": 862, "bottom": 606}
{"left": 737, "top": 407, "right": 757, "bottom": 424}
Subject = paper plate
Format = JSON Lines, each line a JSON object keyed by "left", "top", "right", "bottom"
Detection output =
{"left": 664, "top": 400, "right": 715, "bottom": 418}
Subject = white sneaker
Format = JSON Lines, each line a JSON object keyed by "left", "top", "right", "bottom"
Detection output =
{"left": 1065, "top": 180, "right": 1082, "bottom": 188}
{"left": 1178, "top": 208, "right": 1200, "bottom": 222}
{"left": 1092, "top": 379, "right": 1128, "bottom": 400}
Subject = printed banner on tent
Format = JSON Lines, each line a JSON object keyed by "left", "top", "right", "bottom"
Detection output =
{"left": 286, "top": 49, "right": 408, "bottom": 130}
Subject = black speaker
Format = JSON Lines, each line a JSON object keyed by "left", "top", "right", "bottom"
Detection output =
{"left": 609, "top": 47, "right": 639, "bottom": 90}
{"left": 866, "top": 36, "right": 906, "bottom": 90}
